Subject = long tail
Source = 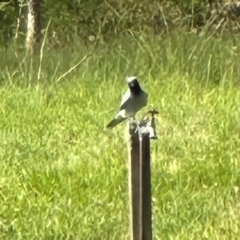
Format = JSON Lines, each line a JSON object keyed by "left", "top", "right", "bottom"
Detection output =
{"left": 106, "top": 117, "right": 126, "bottom": 128}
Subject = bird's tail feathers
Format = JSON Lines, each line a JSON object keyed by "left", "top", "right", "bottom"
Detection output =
{"left": 106, "top": 116, "right": 126, "bottom": 128}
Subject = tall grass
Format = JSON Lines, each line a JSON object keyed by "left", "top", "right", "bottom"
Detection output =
{"left": 0, "top": 32, "right": 239, "bottom": 239}
{"left": 1, "top": 33, "right": 240, "bottom": 86}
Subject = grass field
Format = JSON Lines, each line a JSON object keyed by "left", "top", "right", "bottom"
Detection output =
{"left": 0, "top": 33, "right": 240, "bottom": 239}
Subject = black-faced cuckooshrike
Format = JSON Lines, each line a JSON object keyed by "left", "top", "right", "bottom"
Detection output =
{"left": 106, "top": 76, "right": 148, "bottom": 128}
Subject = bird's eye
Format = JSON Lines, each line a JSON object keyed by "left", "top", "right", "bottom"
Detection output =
{"left": 129, "top": 82, "right": 135, "bottom": 87}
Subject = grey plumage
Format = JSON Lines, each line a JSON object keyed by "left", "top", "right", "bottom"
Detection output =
{"left": 106, "top": 76, "right": 148, "bottom": 128}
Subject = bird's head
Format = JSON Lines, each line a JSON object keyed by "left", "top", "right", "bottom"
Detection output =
{"left": 126, "top": 76, "right": 142, "bottom": 95}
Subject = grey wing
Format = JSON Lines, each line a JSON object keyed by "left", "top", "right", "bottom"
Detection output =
{"left": 121, "top": 90, "right": 148, "bottom": 115}
{"left": 119, "top": 89, "right": 132, "bottom": 110}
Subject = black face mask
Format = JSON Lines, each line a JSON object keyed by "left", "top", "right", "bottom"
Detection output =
{"left": 128, "top": 79, "right": 142, "bottom": 96}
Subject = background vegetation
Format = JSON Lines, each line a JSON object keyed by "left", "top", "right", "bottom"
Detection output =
{"left": 0, "top": 0, "right": 240, "bottom": 239}
{"left": 1, "top": 0, "right": 240, "bottom": 48}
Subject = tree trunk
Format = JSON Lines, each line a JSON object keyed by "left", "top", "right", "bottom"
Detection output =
{"left": 26, "top": 0, "right": 41, "bottom": 53}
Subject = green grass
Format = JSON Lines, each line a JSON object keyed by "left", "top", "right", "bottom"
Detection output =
{"left": 0, "top": 33, "right": 240, "bottom": 239}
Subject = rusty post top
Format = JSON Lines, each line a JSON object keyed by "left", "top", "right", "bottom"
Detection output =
{"left": 129, "top": 121, "right": 138, "bottom": 136}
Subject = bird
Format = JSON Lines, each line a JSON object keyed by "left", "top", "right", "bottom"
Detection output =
{"left": 106, "top": 76, "right": 148, "bottom": 128}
